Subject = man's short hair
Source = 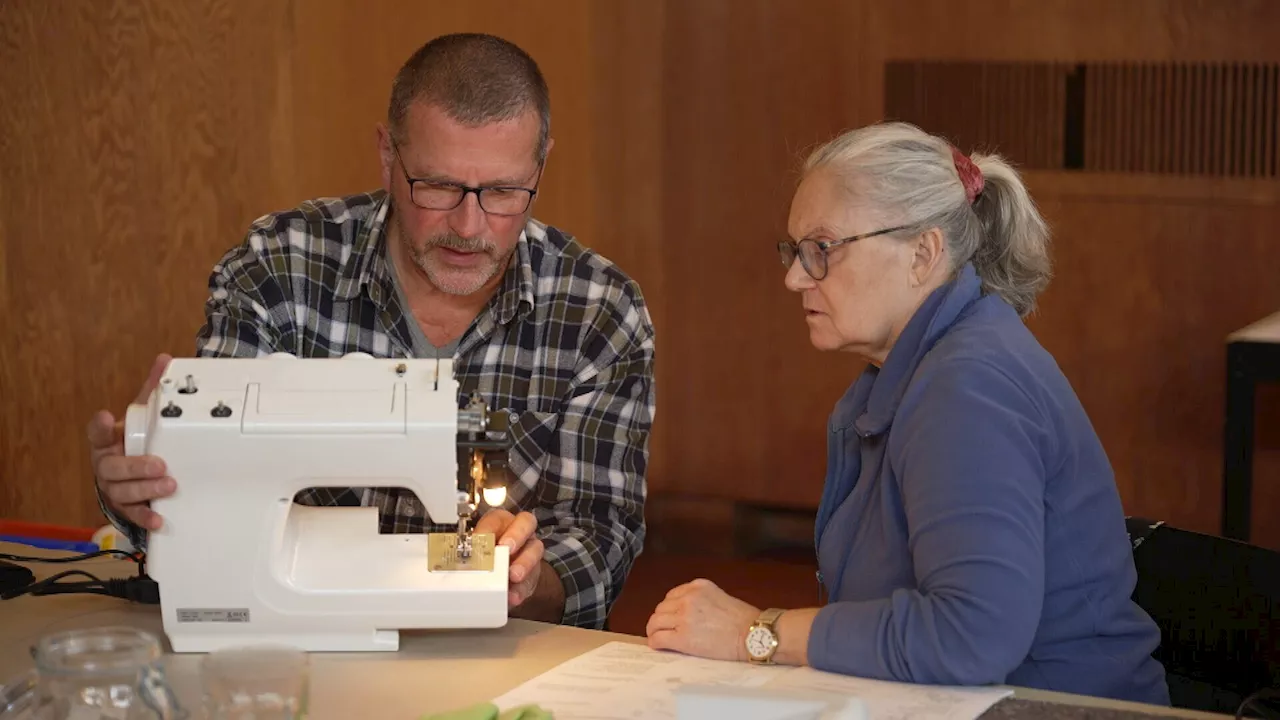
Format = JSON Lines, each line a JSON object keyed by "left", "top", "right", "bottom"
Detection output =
{"left": 388, "top": 33, "right": 551, "bottom": 165}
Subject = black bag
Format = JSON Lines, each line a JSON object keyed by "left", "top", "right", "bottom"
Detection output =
{"left": 1126, "top": 517, "right": 1280, "bottom": 717}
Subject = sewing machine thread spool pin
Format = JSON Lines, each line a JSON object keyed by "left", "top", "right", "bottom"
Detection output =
{"left": 211, "top": 401, "right": 232, "bottom": 418}
{"left": 177, "top": 374, "right": 197, "bottom": 394}
{"left": 160, "top": 401, "right": 182, "bottom": 418}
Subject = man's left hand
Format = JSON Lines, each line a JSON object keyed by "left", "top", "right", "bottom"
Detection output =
{"left": 474, "top": 509, "right": 544, "bottom": 609}
{"left": 645, "top": 579, "right": 760, "bottom": 662}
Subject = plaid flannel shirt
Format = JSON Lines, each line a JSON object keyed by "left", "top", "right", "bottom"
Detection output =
{"left": 102, "top": 189, "right": 656, "bottom": 629}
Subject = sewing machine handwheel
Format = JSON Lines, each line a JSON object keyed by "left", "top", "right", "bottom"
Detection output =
{"left": 124, "top": 403, "right": 150, "bottom": 457}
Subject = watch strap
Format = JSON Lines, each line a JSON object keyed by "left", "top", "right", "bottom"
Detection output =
{"left": 757, "top": 607, "right": 784, "bottom": 629}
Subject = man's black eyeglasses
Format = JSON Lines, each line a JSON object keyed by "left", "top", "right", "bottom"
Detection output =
{"left": 778, "top": 224, "right": 913, "bottom": 281}
{"left": 393, "top": 141, "right": 543, "bottom": 217}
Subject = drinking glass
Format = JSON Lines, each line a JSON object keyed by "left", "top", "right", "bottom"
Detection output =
{"left": 200, "top": 645, "right": 308, "bottom": 719}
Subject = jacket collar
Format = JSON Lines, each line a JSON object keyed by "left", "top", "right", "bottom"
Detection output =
{"left": 831, "top": 262, "right": 984, "bottom": 436}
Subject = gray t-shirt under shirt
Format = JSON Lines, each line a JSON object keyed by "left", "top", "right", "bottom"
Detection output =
{"left": 389, "top": 254, "right": 460, "bottom": 359}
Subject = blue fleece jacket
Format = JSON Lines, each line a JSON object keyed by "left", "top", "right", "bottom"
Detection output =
{"left": 807, "top": 263, "right": 1169, "bottom": 705}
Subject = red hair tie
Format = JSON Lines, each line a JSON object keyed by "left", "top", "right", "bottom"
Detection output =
{"left": 950, "top": 146, "right": 984, "bottom": 205}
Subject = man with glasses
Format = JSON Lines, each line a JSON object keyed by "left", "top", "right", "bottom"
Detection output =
{"left": 86, "top": 33, "right": 656, "bottom": 630}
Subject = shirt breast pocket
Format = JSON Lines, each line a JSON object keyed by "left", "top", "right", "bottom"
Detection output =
{"left": 506, "top": 410, "right": 561, "bottom": 500}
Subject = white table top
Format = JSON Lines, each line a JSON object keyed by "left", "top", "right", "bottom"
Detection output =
{"left": 1229, "top": 309, "right": 1280, "bottom": 343}
{"left": 0, "top": 542, "right": 1228, "bottom": 719}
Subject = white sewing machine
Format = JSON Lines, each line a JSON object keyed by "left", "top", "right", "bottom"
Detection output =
{"left": 122, "top": 354, "right": 513, "bottom": 653}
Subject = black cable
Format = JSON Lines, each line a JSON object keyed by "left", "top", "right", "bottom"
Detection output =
{"left": 1, "top": 568, "right": 160, "bottom": 604}
{"left": 99, "top": 576, "right": 160, "bottom": 604}
{"left": 1, "top": 569, "right": 106, "bottom": 600}
{"left": 0, "top": 549, "right": 140, "bottom": 564}
{"left": 29, "top": 584, "right": 113, "bottom": 597}
{"left": 0, "top": 548, "right": 159, "bottom": 604}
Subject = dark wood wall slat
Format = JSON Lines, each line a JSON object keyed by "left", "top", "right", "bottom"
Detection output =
{"left": 887, "top": 59, "right": 1279, "bottom": 178}
{"left": 1265, "top": 66, "right": 1275, "bottom": 176}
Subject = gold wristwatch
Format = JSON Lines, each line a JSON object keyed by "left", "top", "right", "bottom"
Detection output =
{"left": 745, "top": 608, "right": 784, "bottom": 664}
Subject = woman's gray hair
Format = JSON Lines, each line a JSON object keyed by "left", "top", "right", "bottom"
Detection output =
{"left": 802, "top": 121, "right": 1052, "bottom": 317}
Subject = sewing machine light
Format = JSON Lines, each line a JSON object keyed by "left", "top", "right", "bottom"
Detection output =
{"left": 482, "top": 485, "right": 507, "bottom": 508}
{"left": 480, "top": 452, "right": 510, "bottom": 508}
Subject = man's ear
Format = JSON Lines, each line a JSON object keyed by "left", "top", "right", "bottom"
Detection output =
{"left": 910, "top": 227, "right": 946, "bottom": 287}
{"left": 376, "top": 123, "right": 395, "bottom": 193}
{"left": 537, "top": 136, "right": 555, "bottom": 172}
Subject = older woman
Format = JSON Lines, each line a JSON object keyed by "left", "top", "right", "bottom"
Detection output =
{"left": 645, "top": 122, "right": 1170, "bottom": 706}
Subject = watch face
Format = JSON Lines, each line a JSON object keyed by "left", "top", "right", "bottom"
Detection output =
{"left": 745, "top": 625, "right": 775, "bottom": 659}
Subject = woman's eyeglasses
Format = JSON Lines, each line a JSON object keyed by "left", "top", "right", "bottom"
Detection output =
{"left": 778, "top": 224, "right": 912, "bottom": 280}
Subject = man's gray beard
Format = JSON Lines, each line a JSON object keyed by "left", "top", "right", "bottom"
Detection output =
{"left": 404, "top": 228, "right": 510, "bottom": 296}
{"left": 389, "top": 198, "right": 519, "bottom": 296}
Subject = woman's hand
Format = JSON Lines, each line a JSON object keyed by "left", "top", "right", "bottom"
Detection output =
{"left": 645, "top": 579, "right": 760, "bottom": 662}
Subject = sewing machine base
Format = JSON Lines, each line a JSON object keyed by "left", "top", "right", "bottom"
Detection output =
{"left": 169, "top": 630, "right": 405, "bottom": 654}
{"left": 153, "top": 506, "right": 510, "bottom": 654}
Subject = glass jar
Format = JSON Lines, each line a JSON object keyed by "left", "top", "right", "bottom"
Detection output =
{"left": 0, "top": 626, "right": 186, "bottom": 719}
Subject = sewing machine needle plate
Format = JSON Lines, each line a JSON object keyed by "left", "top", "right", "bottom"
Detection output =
{"left": 427, "top": 533, "right": 496, "bottom": 572}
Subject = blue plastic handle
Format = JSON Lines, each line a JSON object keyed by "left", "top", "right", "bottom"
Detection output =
{"left": 0, "top": 535, "right": 100, "bottom": 554}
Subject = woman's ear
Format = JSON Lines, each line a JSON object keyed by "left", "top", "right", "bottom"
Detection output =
{"left": 909, "top": 228, "right": 946, "bottom": 287}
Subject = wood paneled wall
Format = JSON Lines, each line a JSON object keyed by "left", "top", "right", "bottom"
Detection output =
{"left": 655, "top": 0, "right": 1280, "bottom": 550}
{"left": 0, "top": 0, "right": 302, "bottom": 525}
{"left": 0, "top": 0, "right": 667, "bottom": 529}
{"left": 3, "top": 1, "right": 1278, "bottom": 549}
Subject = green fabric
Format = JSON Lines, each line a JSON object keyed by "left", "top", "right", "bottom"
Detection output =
{"left": 419, "top": 702, "right": 552, "bottom": 720}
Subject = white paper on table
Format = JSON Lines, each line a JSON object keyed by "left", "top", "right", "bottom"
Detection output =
{"left": 492, "top": 641, "right": 789, "bottom": 719}
{"left": 767, "top": 665, "right": 1013, "bottom": 720}
{"left": 492, "top": 641, "right": 1013, "bottom": 720}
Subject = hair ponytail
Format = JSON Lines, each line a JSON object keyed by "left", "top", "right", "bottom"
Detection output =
{"left": 968, "top": 152, "right": 1052, "bottom": 317}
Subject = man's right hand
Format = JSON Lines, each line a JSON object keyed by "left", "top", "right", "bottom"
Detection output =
{"left": 87, "top": 353, "right": 176, "bottom": 531}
